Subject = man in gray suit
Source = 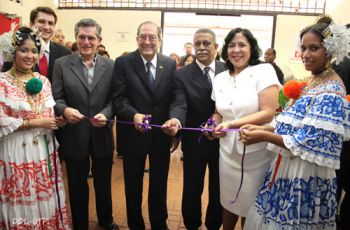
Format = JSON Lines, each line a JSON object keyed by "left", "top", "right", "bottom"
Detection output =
{"left": 52, "top": 19, "right": 118, "bottom": 230}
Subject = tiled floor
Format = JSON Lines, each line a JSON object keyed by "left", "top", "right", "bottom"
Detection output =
{"left": 63, "top": 146, "right": 242, "bottom": 230}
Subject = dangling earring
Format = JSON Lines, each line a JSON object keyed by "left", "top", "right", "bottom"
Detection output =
{"left": 325, "top": 59, "right": 332, "bottom": 70}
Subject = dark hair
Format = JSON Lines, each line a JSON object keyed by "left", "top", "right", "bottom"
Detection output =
{"left": 137, "top": 21, "right": 162, "bottom": 39}
{"left": 184, "top": 42, "right": 193, "bottom": 47}
{"left": 71, "top": 42, "right": 78, "bottom": 52}
{"left": 300, "top": 15, "right": 333, "bottom": 41}
{"left": 97, "top": 44, "right": 106, "bottom": 49}
{"left": 30, "top": 6, "right": 57, "bottom": 24}
{"left": 74, "top": 18, "right": 102, "bottom": 38}
{"left": 14, "top": 27, "right": 41, "bottom": 54}
{"left": 194, "top": 28, "right": 217, "bottom": 43}
{"left": 221, "top": 28, "right": 261, "bottom": 72}
{"left": 183, "top": 54, "right": 195, "bottom": 65}
{"left": 98, "top": 50, "right": 110, "bottom": 58}
{"left": 266, "top": 48, "right": 276, "bottom": 56}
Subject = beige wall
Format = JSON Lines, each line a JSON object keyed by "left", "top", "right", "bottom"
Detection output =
{"left": 0, "top": 0, "right": 55, "bottom": 26}
{"left": 325, "top": 0, "right": 350, "bottom": 23}
{"left": 1, "top": 0, "right": 349, "bottom": 73}
{"left": 274, "top": 15, "right": 316, "bottom": 79}
{"left": 56, "top": 10, "right": 161, "bottom": 59}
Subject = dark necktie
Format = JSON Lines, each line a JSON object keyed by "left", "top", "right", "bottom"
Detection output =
{"left": 146, "top": 62, "right": 155, "bottom": 87}
{"left": 39, "top": 53, "right": 48, "bottom": 76}
{"left": 204, "top": 66, "right": 212, "bottom": 89}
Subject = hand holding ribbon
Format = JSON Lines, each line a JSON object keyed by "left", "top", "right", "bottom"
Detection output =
{"left": 134, "top": 113, "right": 152, "bottom": 132}
{"left": 212, "top": 121, "right": 233, "bottom": 139}
{"left": 239, "top": 124, "right": 270, "bottom": 145}
{"left": 202, "top": 116, "right": 218, "bottom": 140}
{"left": 63, "top": 107, "right": 84, "bottom": 124}
{"left": 162, "top": 118, "right": 181, "bottom": 137}
{"left": 90, "top": 113, "right": 107, "bottom": 127}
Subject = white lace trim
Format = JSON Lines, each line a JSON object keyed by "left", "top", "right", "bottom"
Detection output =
{"left": 266, "top": 143, "right": 292, "bottom": 158}
{"left": 0, "top": 94, "right": 55, "bottom": 112}
{"left": 276, "top": 113, "right": 350, "bottom": 139}
{"left": 0, "top": 93, "right": 31, "bottom": 111}
{"left": 0, "top": 117, "right": 23, "bottom": 138}
{"left": 283, "top": 135, "right": 340, "bottom": 169}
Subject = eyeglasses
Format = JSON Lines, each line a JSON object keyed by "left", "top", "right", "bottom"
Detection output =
{"left": 194, "top": 41, "right": 213, "bottom": 48}
{"left": 138, "top": 34, "right": 158, "bottom": 41}
{"left": 77, "top": 35, "right": 98, "bottom": 42}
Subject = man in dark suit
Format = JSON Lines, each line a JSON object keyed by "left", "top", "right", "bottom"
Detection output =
{"left": 112, "top": 21, "right": 176, "bottom": 230}
{"left": 333, "top": 56, "right": 350, "bottom": 230}
{"left": 162, "top": 28, "right": 224, "bottom": 230}
{"left": 52, "top": 18, "right": 118, "bottom": 230}
{"left": 264, "top": 48, "right": 284, "bottom": 84}
{"left": 1, "top": 6, "right": 71, "bottom": 81}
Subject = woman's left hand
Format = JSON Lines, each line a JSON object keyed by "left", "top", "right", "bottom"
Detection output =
{"left": 212, "top": 121, "right": 231, "bottom": 138}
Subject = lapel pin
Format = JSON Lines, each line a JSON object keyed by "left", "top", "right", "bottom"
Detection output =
{"left": 159, "top": 65, "right": 163, "bottom": 70}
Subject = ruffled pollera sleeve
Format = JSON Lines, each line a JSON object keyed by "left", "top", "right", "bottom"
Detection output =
{"left": 276, "top": 81, "right": 350, "bottom": 169}
{"left": 0, "top": 74, "right": 24, "bottom": 138}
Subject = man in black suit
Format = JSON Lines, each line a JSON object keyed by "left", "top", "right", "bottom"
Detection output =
{"left": 333, "top": 56, "right": 350, "bottom": 230}
{"left": 264, "top": 48, "right": 284, "bottom": 84}
{"left": 162, "top": 28, "right": 224, "bottom": 230}
{"left": 2, "top": 6, "right": 71, "bottom": 81}
{"left": 52, "top": 18, "right": 118, "bottom": 230}
{"left": 112, "top": 21, "right": 176, "bottom": 230}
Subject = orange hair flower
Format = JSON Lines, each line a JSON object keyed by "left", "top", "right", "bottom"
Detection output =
{"left": 346, "top": 94, "right": 350, "bottom": 102}
{"left": 283, "top": 80, "right": 306, "bottom": 100}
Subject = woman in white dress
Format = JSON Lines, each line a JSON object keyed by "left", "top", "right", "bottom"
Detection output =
{"left": 0, "top": 27, "right": 70, "bottom": 229}
{"left": 240, "top": 16, "right": 350, "bottom": 229}
{"left": 210, "top": 28, "right": 281, "bottom": 229}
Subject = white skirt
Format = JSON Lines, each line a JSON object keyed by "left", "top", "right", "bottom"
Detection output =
{"left": 244, "top": 155, "right": 337, "bottom": 230}
{"left": 0, "top": 128, "right": 71, "bottom": 229}
{"left": 219, "top": 146, "right": 274, "bottom": 216}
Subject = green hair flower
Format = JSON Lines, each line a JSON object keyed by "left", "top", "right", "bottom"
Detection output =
{"left": 25, "top": 77, "right": 43, "bottom": 95}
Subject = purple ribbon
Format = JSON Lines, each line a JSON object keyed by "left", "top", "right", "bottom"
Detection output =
{"left": 230, "top": 145, "right": 246, "bottom": 203}
{"left": 86, "top": 115, "right": 245, "bottom": 204}
{"left": 84, "top": 115, "right": 240, "bottom": 133}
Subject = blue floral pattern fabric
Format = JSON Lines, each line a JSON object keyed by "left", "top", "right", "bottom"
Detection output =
{"left": 244, "top": 80, "right": 350, "bottom": 230}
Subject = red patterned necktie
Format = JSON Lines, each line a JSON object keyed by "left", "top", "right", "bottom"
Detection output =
{"left": 39, "top": 54, "right": 48, "bottom": 76}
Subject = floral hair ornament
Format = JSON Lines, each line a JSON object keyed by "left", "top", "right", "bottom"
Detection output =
{"left": 31, "top": 26, "right": 46, "bottom": 59}
{"left": 0, "top": 22, "right": 18, "bottom": 62}
{"left": 317, "top": 15, "right": 350, "bottom": 64}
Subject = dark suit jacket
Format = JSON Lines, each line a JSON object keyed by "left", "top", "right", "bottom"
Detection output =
{"left": 333, "top": 57, "right": 350, "bottom": 162}
{"left": 52, "top": 54, "right": 114, "bottom": 160}
{"left": 2, "top": 42, "right": 71, "bottom": 82}
{"left": 112, "top": 50, "right": 176, "bottom": 154}
{"left": 271, "top": 62, "right": 284, "bottom": 84}
{"left": 170, "top": 61, "right": 225, "bottom": 157}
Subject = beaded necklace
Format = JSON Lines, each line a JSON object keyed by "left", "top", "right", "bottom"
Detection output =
{"left": 10, "top": 67, "right": 45, "bottom": 116}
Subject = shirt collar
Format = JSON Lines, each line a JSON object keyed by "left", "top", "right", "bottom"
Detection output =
{"left": 141, "top": 54, "right": 157, "bottom": 68}
{"left": 78, "top": 54, "right": 97, "bottom": 66}
{"left": 196, "top": 59, "right": 216, "bottom": 73}
{"left": 43, "top": 40, "right": 50, "bottom": 54}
